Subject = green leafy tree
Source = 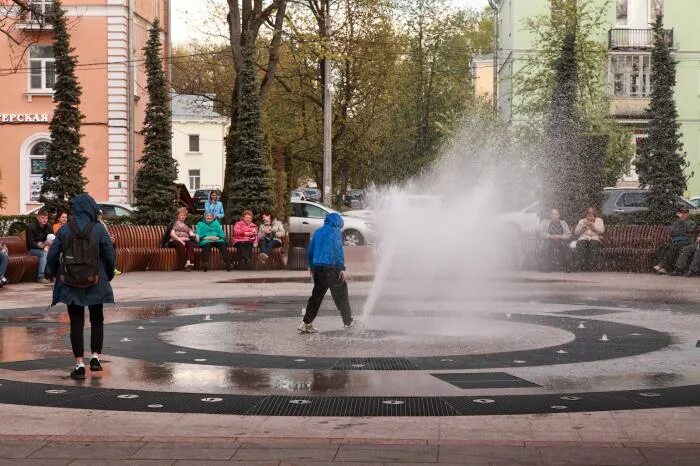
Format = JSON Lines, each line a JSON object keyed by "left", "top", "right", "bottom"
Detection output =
{"left": 39, "top": 0, "right": 86, "bottom": 215}
{"left": 133, "top": 19, "right": 178, "bottom": 225}
{"left": 635, "top": 15, "right": 689, "bottom": 223}
{"left": 224, "top": 43, "right": 274, "bottom": 221}
{"left": 516, "top": 0, "right": 633, "bottom": 187}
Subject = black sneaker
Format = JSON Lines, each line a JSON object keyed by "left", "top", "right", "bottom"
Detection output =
{"left": 670, "top": 270, "right": 682, "bottom": 276}
{"left": 71, "top": 365, "right": 86, "bottom": 379}
{"left": 89, "top": 357, "right": 103, "bottom": 372}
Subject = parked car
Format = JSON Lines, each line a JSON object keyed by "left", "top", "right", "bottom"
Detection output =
{"left": 344, "top": 189, "right": 365, "bottom": 208}
{"left": 497, "top": 201, "right": 543, "bottom": 236}
{"left": 601, "top": 188, "right": 699, "bottom": 217}
{"left": 28, "top": 202, "right": 134, "bottom": 217}
{"left": 689, "top": 197, "right": 700, "bottom": 208}
{"left": 289, "top": 200, "right": 374, "bottom": 246}
{"left": 193, "top": 189, "right": 222, "bottom": 213}
{"left": 302, "top": 188, "right": 322, "bottom": 202}
{"left": 291, "top": 190, "right": 307, "bottom": 202}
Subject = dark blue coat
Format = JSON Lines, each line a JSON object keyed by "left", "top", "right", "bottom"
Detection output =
{"left": 48, "top": 194, "right": 116, "bottom": 307}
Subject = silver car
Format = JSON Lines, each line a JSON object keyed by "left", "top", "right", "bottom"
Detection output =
{"left": 289, "top": 201, "right": 374, "bottom": 246}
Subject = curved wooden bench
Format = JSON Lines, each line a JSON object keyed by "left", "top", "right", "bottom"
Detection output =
{"left": 1, "top": 235, "right": 39, "bottom": 284}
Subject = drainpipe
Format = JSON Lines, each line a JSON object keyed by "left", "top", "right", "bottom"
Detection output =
{"left": 127, "top": 0, "right": 136, "bottom": 204}
{"left": 488, "top": 0, "right": 499, "bottom": 113}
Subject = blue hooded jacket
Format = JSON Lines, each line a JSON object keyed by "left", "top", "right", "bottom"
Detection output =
{"left": 307, "top": 212, "right": 345, "bottom": 271}
{"left": 48, "top": 193, "right": 116, "bottom": 306}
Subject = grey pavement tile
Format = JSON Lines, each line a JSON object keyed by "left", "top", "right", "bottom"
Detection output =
{"left": 281, "top": 463, "right": 382, "bottom": 466}
{"left": 335, "top": 444, "right": 439, "bottom": 463}
{"left": 132, "top": 443, "right": 238, "bottom": 461}
{"left": 538, "top": 446, "right": 646, "bottom": 465}
{"left": 0, "top": 460, "right": 71, "bottom": 466}
{"left": 29, "top": 441, "right": 145, "bottom": 460}
{"left": 233, "top": 447, "right": 338, "bottom": 462}
{"left": 0, "top": 440, "right": 48, "bottom": 459}
{"left": 69, "top": 461, "right": 175, "bottom": 466}
{"left": 639, "top": 447, "right": 700, "bottom": 466}
{"left": 438, "top": 445, "right": 542, "bottom": 465}
{"left": 175, "top": 462, "right": 279, "bottom": 466}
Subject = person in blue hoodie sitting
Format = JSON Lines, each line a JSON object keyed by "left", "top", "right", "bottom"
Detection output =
{"left": 298, "top": 212, "right": 354, "bottom": 333}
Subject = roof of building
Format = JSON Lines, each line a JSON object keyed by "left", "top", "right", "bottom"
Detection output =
{"left": 171, "top": 93, "right": 228, "bottom": 121}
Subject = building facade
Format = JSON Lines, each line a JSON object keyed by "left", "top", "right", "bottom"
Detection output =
{"left": 494, "top": 0, "right": 700, "bottom": 194}
{"left": 171, "top": 94, "right": 228, "bottom": 193}
{"left": 0, "top": 0, "right": 170, "bottom": 215}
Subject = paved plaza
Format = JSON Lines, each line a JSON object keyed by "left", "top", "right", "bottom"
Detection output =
{"left": 1, "top": 267, "right": 699, "bottom": 464}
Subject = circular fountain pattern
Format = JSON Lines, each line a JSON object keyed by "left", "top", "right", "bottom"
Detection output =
{"left": 0, "top": 296, "right": 698, "bottom": 416}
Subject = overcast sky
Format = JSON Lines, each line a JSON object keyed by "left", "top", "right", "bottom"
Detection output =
{"left": 171, "top": 0, "right": 491, "bottom": 45}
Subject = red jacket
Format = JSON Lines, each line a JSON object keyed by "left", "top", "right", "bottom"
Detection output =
{"left": 233, "top": 220, "right": 258, "bottom": 244}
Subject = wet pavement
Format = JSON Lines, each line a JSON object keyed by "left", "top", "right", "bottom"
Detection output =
{"left": 0, "top": 269, "right": 699, "bottom": 462}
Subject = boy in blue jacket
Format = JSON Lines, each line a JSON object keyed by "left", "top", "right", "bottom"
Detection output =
{"left": 298, "top": 213, "right": 354, "bottom": 333}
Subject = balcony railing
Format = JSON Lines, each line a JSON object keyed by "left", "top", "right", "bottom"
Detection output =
{"left": 609, "top": 28, "right": 673, "bottom": 49}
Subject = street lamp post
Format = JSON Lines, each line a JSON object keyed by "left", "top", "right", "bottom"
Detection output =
{"left": 322, "top": 0, "right": 333, "bottom": 207}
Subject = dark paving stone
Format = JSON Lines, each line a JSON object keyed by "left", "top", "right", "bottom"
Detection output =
{"left": 175, "top": 461, "right": 278, "bottom": 466}
{"left": 232, "top": 446, "right": 338, "bottom": 461}
{"left": 538, "top": 446, "right": 646, "bottom": 465}
{"left": 439, "top": 445, "right": 542, "bottom": 464}
{"left": 132, "top": 443, "right": 238, "bottom": 460}
{"left": 70, "top": 461, "right": 175, "bottom": 466}
{"left": 335, "top": 444, "right": 438, "bottom": 462}
{"left": 639, "top": 447, "right": 700, "bottom": 466}
{"left": 432, "top": 372, "right": 541, "bottom": 389}
{"left": 0, "top": 440, "right": 48, "bottom": 459}
{"left": 0, "top": 460, "right": 71, "bottom": 466}
{"left": 554, "top": 309, "right": 628, "bottom": 316}
{"left": 29, "top": 441, "right": 144, "bottom": 460}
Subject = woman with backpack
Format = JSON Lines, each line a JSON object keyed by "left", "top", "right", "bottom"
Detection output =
{"left": 47, "top": 193, "right": 116, "bottom": 380}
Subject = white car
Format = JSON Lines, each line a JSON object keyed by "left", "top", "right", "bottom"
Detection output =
{"left": 498, "top": 201, "right": 542, "bottom": 235}
{"left": 289, "top": 201, "right": 374, "bottom": 246}
{"left": 28, "top": 202, "right": 135, "bottom": 217}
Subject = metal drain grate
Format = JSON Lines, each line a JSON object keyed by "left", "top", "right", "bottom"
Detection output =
{"left": 331, "top": 358, "right": 420, "bottom": 371}
{"left": 246, "top": 396, "right": 460, "bottom": 416}
{"left": 432, "top": 372, "right": 541, "bottom": 389}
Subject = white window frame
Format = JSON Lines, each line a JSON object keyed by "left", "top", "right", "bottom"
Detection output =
{"left": 28, "top": 45, "right": 55, "bottom": 93}
{"left": 616, "top": 0, "right": 628, "bottom": 26}
{"left": 27, "top": 0, "right": 54, "bottom": 22}
{"left": 188, "top": 169, "right": 201, "bottom": 191}
{"left": 608, "top": 53, "right": 652, "bottom": 98}
{"left": 28, "top": 140, "right": 50, "bottom": 202}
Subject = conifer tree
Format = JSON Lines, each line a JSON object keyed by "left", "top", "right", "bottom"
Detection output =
{"left": 224, "top": 42, "right": 274, "bottom": 221}
{"left": 636, "top": 15, "right": 689, "bottom": 223}
{"left": 39, "top": 0, "right": 86, "bottom": 215}
{"left": 133, "top": 19, "right": 178, "bottom": 225}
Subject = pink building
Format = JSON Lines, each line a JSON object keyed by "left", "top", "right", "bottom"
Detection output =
{"left": 0, "top": 0, "right": 170, "bottom": 214}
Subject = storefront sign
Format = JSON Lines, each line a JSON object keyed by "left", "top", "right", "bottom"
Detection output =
{"left": 0, "top": 113, "right": 49, "bottom": 123}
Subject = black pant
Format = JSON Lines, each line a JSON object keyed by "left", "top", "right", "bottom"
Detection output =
{"left": 576, "top": 240, "right": 602, "bottom": 271}
{"left": 67, "top": 304, "right": 104, "bottom": 358}
{"left": 304, "top": 266, "right": 353, "bottom": 326}
{"left": 660, "top": 243, "right": 686, "bottom": 271}
{"left": 201, "top": 242, "right": 230, "bottom": 265}
{"left": 236, "top": 241, "right": 254, "bottom": 265}
{"left": 542, "top": 240, "right": 571, "bottom": 272}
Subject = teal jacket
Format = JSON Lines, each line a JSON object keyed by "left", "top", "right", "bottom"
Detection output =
{"left": 196, "top": 219, "right": 226, "bottom": 246}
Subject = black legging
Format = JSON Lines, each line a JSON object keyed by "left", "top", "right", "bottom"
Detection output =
{"left": 201, "top": 242, "right": 231, "bottom": 265}
{"left": 67, "top": 304, "right": 104, "bottom": 358}
{"left": 304, "top": 266, "right": 353, "bottom": 326}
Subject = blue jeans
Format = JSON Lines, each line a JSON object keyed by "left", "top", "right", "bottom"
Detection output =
{"left": 259, "top": 238, "right": 282, "bottom": 256}
{"left": 0, "top": 251, "right": 8, "bottom": 281}
{"left": 29, "top": 248, "right": 48, "bottom": 279}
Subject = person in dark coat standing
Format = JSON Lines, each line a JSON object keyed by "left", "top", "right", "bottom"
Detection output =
{"left": 47, "top": 193, "right": 116, "bottom": 379}
{"left": 298, "top": 212, "right": 354, "bottom": 333}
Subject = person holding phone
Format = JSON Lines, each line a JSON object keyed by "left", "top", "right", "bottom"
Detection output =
{"left": 258, "top": 211, "right": 285, "bottom": 263}
{"left": 168, "top": 207, "right": 198, "bottom": 271}
{"left": 233, "top": 210, "right": 258, "bottom": 269}
{"left": 196, "top": 212, "right": 233, "bottom": 272}
{"left": 574, "top": 206, "right": 605, "bottom": 271}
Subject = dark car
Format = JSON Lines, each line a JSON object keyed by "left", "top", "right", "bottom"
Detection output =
{"left": 601, "top": 188, "right": 699, "bottom": 217}
{"left": 344, "top": 189, "right": 365, "bottom": 208}
{"left": 193, "top": 189, "right": 222, "bottom": 213}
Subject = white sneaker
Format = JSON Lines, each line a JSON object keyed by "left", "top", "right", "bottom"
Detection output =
{"left": 344, "top": 320, "right": 355, "bottom": 330}
{"left": 297, "top": 322, "right": 318, "bottom": 334}
{"left": 653, "top": 265, "right": 662, "bottom": 272}
{"left": 259, "top": 253, "right": 269, "bottom": 263}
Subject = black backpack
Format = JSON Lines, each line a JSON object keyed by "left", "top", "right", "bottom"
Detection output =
{"left": 61, "top": 221, "right": 100, "bottom": 288}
